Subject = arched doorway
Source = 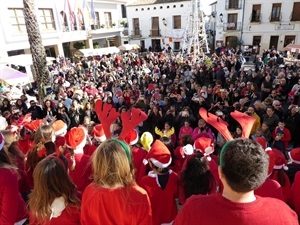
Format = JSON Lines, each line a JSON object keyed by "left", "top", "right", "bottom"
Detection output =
{"left": 225, "top": 36, "right": 239, "bottom": 49}
{"left": 60, "top": 11, "right": 68, "bottom": 32}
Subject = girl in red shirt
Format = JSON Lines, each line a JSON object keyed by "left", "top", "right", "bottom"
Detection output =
{"left": 29, "top": 156, "right": 80, "bottom": 225}
{"left": 81, "top": 139, "right": 152, "bottom": 225}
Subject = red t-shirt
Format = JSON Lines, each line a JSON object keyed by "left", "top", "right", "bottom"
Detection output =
{"left": 174, "top": 193, "right": 298, "bottom": 225}
{"left": 0, "top": 168, "right": 28, "bottom": 225}
{"left": 289, "top": 171, "right": 300, "bottom": 215}
{"left": 140, "top": 171, "right": 178, "bottom": 225}
{"left": 81, "top": 183, "right": 152, "bottom": 225}
{"left": 30, "top": 206, "right": 80, "bottom": 225}
{"left": 254, "top": 178, "right": 284, "bottom": 201}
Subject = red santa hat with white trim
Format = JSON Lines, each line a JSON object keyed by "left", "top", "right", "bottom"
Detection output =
{"left": 265, "top": 148, "right": 276, "bottom": 176}
{"left": 143, "top": 140, "right": 171, "bottom": 168}
{"left": 65, "top": 127, "right": 87, "bottom": 151}
{"left": 193, "top": 137, "right": 214, "bottom": 161}
{"left": 124, "top": 129, "right": 139, "bottom": 146}
{"left": 272, "top": 148, "right": 288, "bottom": 170}
{"left": 289, "top": 148, "right": 300, "bottom": 165}
{"left": 24, "top": 119, "right": 44, "bottom": 132}
{"left": 91, "top": 124, "right": 106, "bottom": 142}
{"left": 52, "top": 120, "right": 67, "bottom": 136}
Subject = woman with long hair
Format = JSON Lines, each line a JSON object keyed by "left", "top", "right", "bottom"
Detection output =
{"left": 26, "top": 125, "right": 56, "bottom": 189}
{"left": 179, "top": 152, "right": 216, "bottom": 204}
{"left": 42, "top": 100, "right": 57, "bottom": 123}
{"left": 0, "top": 134, "right": 28, "bottom": 224}
{"left": 2, "top": 130, "right": 30, "bottom": 199}
{"left": 81, "top": 139, "right": 152, "bottom": 225}
{"left": 29, "top": 157, "right": 80, "bottom": 225}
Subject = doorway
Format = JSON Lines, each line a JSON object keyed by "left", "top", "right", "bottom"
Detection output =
{"left": 151, "top": 39, "right": 161, "bottom": 52}
{"left": 252, "top": 36, "right": 261, "bottom": 54}
{"left": 269, "top": 36, "right": 279, "bottom": 50}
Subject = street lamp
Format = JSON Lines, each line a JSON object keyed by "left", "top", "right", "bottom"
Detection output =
{"left": 162, "top": 18, "right": 167, "bottom": 26}
{"left": 219, "top": 13, "right": 223, "bottom": 23}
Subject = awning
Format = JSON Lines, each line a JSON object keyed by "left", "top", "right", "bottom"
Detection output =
{"left": 74, "top": 47, "right": 120, "bottom": 57}
{"left": 118, "top": 44, "right": 140, "bottom": 51}
{"left": 284, "top": 44, "right": 300, "bottom": 53}
{"left": 0, "top": 65, "right": 29, "bottom": 85}
{"left": 0, "top": 54, "right": 55, "bottom": 67}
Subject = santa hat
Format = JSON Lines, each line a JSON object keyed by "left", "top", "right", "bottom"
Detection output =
{"left": 140, "top": 132, "right": 153, "bottom": 151}
{"left": 289, "top": 148, "right": 300, "bottom": 164}
{"left": 143, "top": 140, "right": 171, "bottom": 168}
{"left": 180, "top": 144, "right": 194, "bottom": 158}
{"left": 193, "top": 137, "right": 214, "bottom": 161}
{"left": 272, "top": 148, "right": 288, "bottom": 170}
{"left": 265, "top": 150, "right": 276, "bottom": 176}
{"left": 65, "top": 127, "right": 86, "bottom": 151}
{"left": 52, "top": 120, "right": 67, "bottom": 136}
{"left": 91, "top": 124, "right": 106, "bottom": 142}
{"left": 124, "top": 129, "right": 139, "bottom": 146}
{"left": 24, "top": 119, "right": 44, "bottom": 132}
{"left": 0, "top": 133, "right": 5, "bottom": 151}
{"left": 255, "top": 137, "right": 268, "bottom": 149}
{"left": 115, "top": 90, "right": 123, "bottom": 98}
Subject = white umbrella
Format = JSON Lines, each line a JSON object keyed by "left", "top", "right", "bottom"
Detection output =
{"left": 118, "top": 44, "right": 133, "bottom": 51}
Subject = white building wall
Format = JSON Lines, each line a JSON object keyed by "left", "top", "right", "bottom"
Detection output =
{"left": 126, "top": 1, "right": 190, "bottom": 50}
{"left": 0, "top": 0, "right": 126, "bottom": 59}
{"left": 214, "top": 0, "right": 300, "bottom": 53}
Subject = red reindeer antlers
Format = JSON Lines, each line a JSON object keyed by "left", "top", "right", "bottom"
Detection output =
{"left": 95, "top": 100, "right": 120, "bottom": 139}
{"left": 95, "top": 100, "right": 148, "bottom": 140}
{"left": 230, "top": 110, "right": 256, "bottom": 139}
{"left": 119, "top": 107, "right": 148, "bottom": 141}
{"left": 199, "top": 107, "right": 234, "bottom": 141}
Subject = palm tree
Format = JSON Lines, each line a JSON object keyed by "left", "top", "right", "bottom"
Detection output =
{"left": 23, "top": 0, "right": 50, "bottom": 102}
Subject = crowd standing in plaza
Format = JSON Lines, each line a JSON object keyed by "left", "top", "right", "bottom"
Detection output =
{"left": 1, "top": 46, "right": 300, "bottom": 224}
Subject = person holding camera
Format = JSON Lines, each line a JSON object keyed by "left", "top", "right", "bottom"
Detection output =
{"left": 192, "top": 119, "right": 214, "bottom": 141}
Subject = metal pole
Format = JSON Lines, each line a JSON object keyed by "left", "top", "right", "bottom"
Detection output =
{"left": 239, "top": 0, "right": 246, "bottom": 50}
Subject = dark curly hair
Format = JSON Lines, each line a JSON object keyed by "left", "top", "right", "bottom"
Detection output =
{"left": 181, "top": 153, "right": 215, "bottom": 199}
{"left": 220, "top": 138, "right": 268, "bottom": 192}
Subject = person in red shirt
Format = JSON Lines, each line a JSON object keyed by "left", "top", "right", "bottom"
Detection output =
{"left": 81, "top": 139, "right": 152, "bottom": 225}
{"left": 140, "top": 140, "right": 178, "bottom": 225}
{"left": 65, "top": 127, "right": 92, "bottom": 193}
{"left": 272, "top": 120, "right": 291, "bottom": 157}
{"left": 289, "top": 171, "right": 300, "bottom": 216}
{"left": 0, "top": 134, "right": 28, "bottom": 225}
{"left": 29, "top": 156, "right": 80, "bottom": 225}
{"left": 173, "top": 138, "right": 298, "bottom": 225}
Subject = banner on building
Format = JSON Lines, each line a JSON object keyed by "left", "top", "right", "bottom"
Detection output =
{"left": 170, "top": 29, "right": 185, "bottom": 42}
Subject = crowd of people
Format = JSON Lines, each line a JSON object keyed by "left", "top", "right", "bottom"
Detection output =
{"left": 1, "top": 47, "right": 300, "bottom": 224}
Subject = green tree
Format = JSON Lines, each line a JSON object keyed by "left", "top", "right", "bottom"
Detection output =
{"left": 23, "top": 0, "right": 50, "bottom": 102}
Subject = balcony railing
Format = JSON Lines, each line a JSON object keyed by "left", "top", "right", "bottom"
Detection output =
{"left": 131, "top": 29, "right": 141, "bottom": 37}
{"left": 149, "top": 29, "right": 161, "bottom": 37}
{"left": 250, "top": 13, "right": 261, "bottom": 23}
{"left": 223, "top": 22, "right": 242, "bottom": 31}
{"left": 269, "top": 12, "right": 282, "bottom": 22}
{"left": 225, "top": 0, "right": 242, "bottom": 9}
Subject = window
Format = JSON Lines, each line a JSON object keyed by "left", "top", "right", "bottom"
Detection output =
{"left": 174, "top": 42, "right": 180, "bottom": 50}
{"left": 284, "top": 35, "right": 296, "bottom": 47}
{"left": 227, "top": 13, "right": 238, "bottom": 30}
{"left": 167, "top": 6, "right": 170, "bottom": 9}
{"left": 180, "top": 4, "right": 184, "bottom": 7}
{"left": 121, "top": 4, "right": 127, "bottom": 18}
{"left": 251, "top": 4, "right": 261, "bottom": 22}
{"left": 151, "top": 17, "right": 159, "bottom": 36}
{"left": 291, "top": 2, "right": 300, "bottom": 21}
{"left": 95, "top": 12, "right": 100, "bottom": 29}
{"left": 133, "top": 18, "right": 140, "bottom": 36}
{"left": 153, "top": 7, "right": 156, "bottom": 10}
{"left": 141, "top": 8, "right": 144, "bottom": 11}
{"left": 135, "top": 8, "right": 138, "bottom": 11}
{"left": 8, "top": 8, "right": 26, "bottom": 33}
{"left": 173, "top": 5, "right": 176, "bottom": 8}
{"left": 38, "top": 8, "right": 56, "bottom": 31}
{"left": 173, "top": 15, "right": 181, "bottom": 29}
{"left": 104, "top": 12, "right": 112, "bottom": 28}
{"left": 226, "top": 0, "right": 241, "bottom": 9}
{"left": 147, "top": 8, "right": 150, "bottom": 10}
{"left": 160, "top": 6, "right": 163, "bottom": 9}
{"left": 270, "top": 3, "right": 281, "bottom": 21}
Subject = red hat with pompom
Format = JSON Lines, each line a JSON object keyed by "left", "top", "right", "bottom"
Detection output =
{"left": 65, "top": 127, "right": 86, "bottom": 151}
{"left": 143, "top": 140, "right": 171, "bottom": 168}
{"left": 91, "top": 124, "right": 106, "bottom": 142}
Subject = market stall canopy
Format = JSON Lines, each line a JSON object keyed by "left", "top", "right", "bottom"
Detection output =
{"left": 118, "top": 44, "right": 140, "bottom": 51}
{"left": 284, "top": 44, "right": 300, "bottom": 53}
{"left": 0, "top": 65, "right": 29, "bottom": 85}
{"left": 74, "top": 47, "right": 120, "bottom": 57}
{"left": 0, "top": 54, "right": 55, "bottom": 67}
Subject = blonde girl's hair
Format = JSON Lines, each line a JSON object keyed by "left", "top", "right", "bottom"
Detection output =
{"left": 29, "top": 157, "right": 79, "bottom": 222}
{"left": 92, "top": 139, "right": 135, "bottom": 188}
{"left": 33, "top": 125, "right": 54, "bottom": 145}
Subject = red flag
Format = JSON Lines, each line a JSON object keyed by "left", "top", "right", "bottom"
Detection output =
{"left": 67, "top": 0, "right": 75, "bottom": 26}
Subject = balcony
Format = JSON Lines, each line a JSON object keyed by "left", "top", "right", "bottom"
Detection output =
{"left": 223, "top": 22, "right": 242, "bottom": 31}
{"left": 131, "top": 29, "right": 142, "bottom": 38}
{"left": 269, "top": 12, "right": 282, "bottom": 22}
{"left": 250, "top": 13, "right": 261, "bottom": 23}
{"left": 149, "top": 29, "right": 161, "bottom": 37}
{"left": 225, "top": 0, "right": 242, "bottom": 9}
